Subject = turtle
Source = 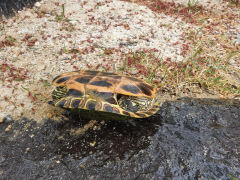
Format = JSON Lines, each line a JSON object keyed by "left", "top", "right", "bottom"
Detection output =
{"left": 48, "top": 70, "right": 160, "bottom": 119}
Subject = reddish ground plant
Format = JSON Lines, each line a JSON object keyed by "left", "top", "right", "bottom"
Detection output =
{"left": 1, "top": 63, "right": 29, "bottom": 82}
{"left": 0, "top": 36, "right": 16, "bottom": 47}
{"left": 121, "top": 0, "right": 204, "bottom": 24}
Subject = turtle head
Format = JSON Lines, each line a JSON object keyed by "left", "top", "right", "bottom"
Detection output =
{"left": 52, "top": 86, "right": 68, "bottom": 101}
{"left": 118, "top": 95, "right": 154, "bottom": 112}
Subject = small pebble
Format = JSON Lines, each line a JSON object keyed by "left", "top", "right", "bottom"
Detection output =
{"left": 5, "top": 125, "right": 12, "bottom": 132}
{"left": 2, "top": 115, "right": 13, "bottom": 123}
{"left": 69, "top": 20, "right": 78, "bottom": 25}
{"left": 90, "top": 141, "right": 96, "bottom": 147}
{"left": 0, "top": 156, "right": 6, "bottom": 163}
{"left": 35, "top": 2, "right": 41, "bottom": 7}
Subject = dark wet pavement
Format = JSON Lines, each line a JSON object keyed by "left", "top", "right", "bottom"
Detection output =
{"left": 0, "top": 97, "right": 240, "bottom": 179}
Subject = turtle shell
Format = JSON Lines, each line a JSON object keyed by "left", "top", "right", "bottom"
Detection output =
{"left": 49, "top": 70, "right": 160, "bottom": 118}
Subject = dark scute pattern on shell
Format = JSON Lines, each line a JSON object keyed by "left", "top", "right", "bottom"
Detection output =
{"left": 104, "top": 104, "right": 113, "bottom": 113}
{"left": 75, "top": 77, "right": 91, "bottom": 84}
{"left": 86, "top": 101, "right": 96, "bottom": 110}
{"left": 56, "top": 76, "right": 70, "bottom": 84}
{"left": 105, "top": 97, "right": 117, "bottom": 105}
{"left": 52, "top": 75, "right": 61, "bottom": 83}
{"left": 138, "top": 83, "right": 153, "bottom": 96}
{"left": 92, "top": 91, "right": 113, "bottom": 99}
{"left": 90, "top": 80, "right": 112, "bottom": 87}
{"left": 121, "top": 85, "right": 140, "bottom": 94}
{"left": 92, "top": 91, "right": 116, "bottom": 104}
{"left": 135, "top": 112, "right": 146, "bottom": 118}
{"left": 145, "top": 111, "right": 154, "bottom": 116}
{"left": 57, "top": 99, "right": 66, "bottom": 107}
{"left": 71, "top": 99, "right": 81, "bottom": 108}
{"left": 67, "top": 89, "right": 83, "bottom": 97}
{"left": 85, "top": 70, "right": 98, "bottom": 76}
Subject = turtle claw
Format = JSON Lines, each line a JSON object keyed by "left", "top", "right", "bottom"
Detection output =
{"left": 48, "top": 101, "right": 54, "bottom": 106}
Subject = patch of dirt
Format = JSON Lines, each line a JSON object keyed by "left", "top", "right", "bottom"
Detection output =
{"left": 0, "top": 0, "right": 239, "bottom": 121}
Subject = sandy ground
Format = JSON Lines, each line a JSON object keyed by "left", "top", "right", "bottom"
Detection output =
{"left": 0, "top": 0, "right": 239, "bottom": 121}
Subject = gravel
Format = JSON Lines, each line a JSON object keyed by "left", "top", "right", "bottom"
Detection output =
{"left": 0, "top": 0, "right": 239, "bottom": 121}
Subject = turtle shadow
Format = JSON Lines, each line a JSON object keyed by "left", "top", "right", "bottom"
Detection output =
{"left": 1, "top": 97, "right": 240, "bottom": 179}
{"left": 0, "top": 111, "right": 162, "bottom": 164}
{"left": 54, "top": 111, "right": 162, "bottom": 160}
